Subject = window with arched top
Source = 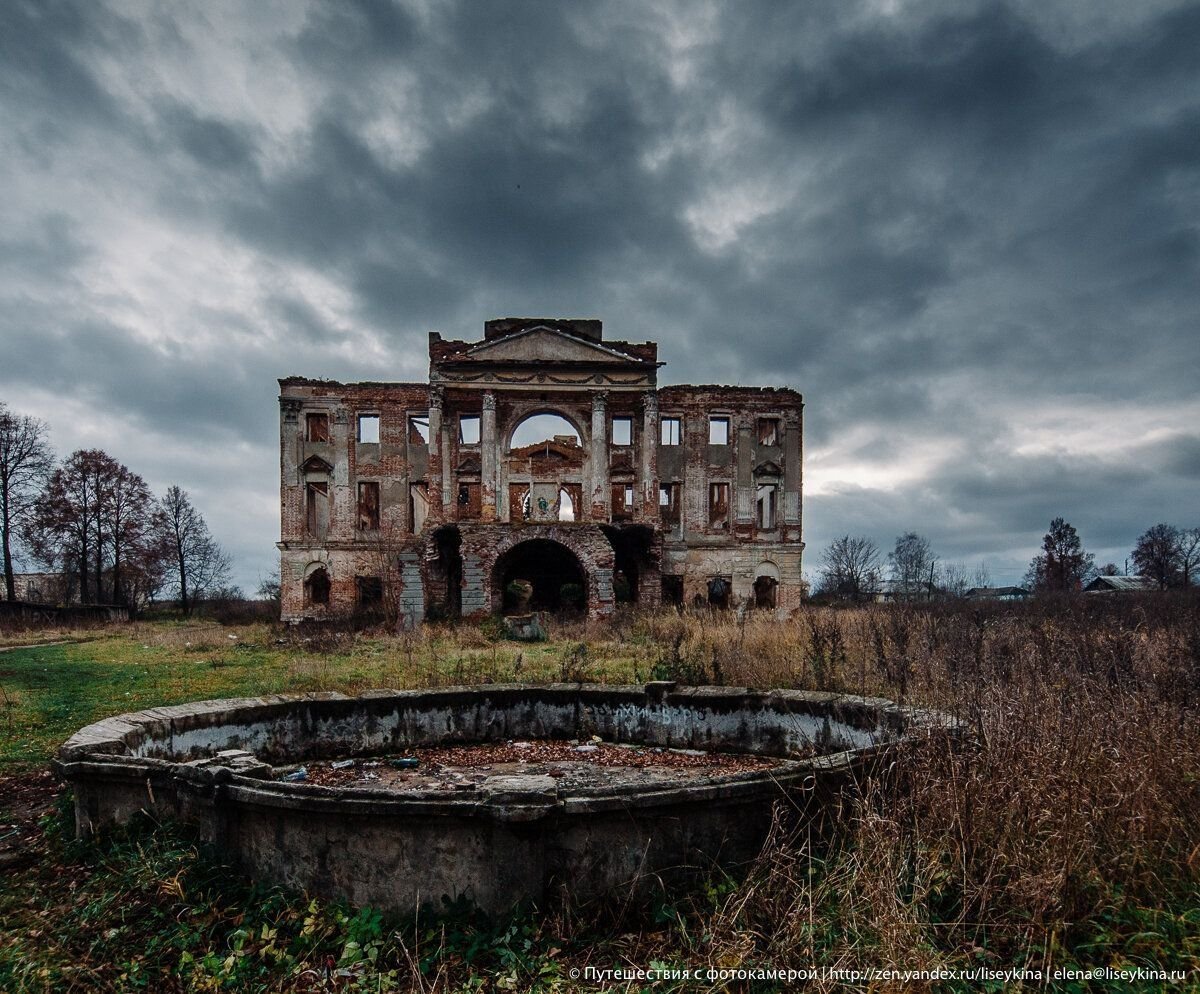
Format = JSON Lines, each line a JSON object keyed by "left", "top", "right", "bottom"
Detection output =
{"left": 557, "top": 487, "right": 575, "bottom": 522}
{"left": 305, "top": 566, "right": 331, "bottom": 606}
{"left": 510, "top": 413, "right": 581, "bottom": 449}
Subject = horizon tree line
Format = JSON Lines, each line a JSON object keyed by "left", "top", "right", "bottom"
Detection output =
{"left": 0, "top": 401, "right": 230, "bottom": 613}
{"left": 818, "top": 517, "right": 1200, "bottom": 600}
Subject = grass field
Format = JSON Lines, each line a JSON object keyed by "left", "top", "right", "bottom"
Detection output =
{"left": 1, "top": 600, "right": 1199, "bottom": 992}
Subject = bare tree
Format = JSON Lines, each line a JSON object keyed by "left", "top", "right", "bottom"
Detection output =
{"left": 940, "top": 562, "right": 970, "bottom": 597}
{"left": 1025, "top": 517, "right": 1094, "bottom": 593}
{"left": 157, "top": 485, "right": 231, "bottom": 615}
{"left": 24, "top": 449, "right": 164, "bottom": 607}
{"left": 971, "top": 562, "right": 993, "bottom": 589}
{"left": 819, "top": 535, "right": 881, "bottom": 601}
{"left": 888, "top": 532, "right": 938, "bottom": 600}
{"left": 25, "top": 450, "right": 117, "bottom": 603}
{"left": 1132, "top": 523, "right": 1186, "bottom": 589}
{"left": 0, "top": 403, "right": 53, "bottom": 601}
{"left": 1180, "top": 527, "right": 1200, "bottom": 589}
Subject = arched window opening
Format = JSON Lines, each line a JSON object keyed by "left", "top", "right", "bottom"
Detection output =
{"left": 557, "top": 487, "right": 575, "bottom": 522}
{"left": 305, "top": 567, "right": 330, "bottom": 606}
{"left": 510, "top": 413, "right": 581, "bottom": 450}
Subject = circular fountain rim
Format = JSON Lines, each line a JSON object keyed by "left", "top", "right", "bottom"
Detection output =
{"left": 53, "top": 683, "right": 960, "bottom": 820}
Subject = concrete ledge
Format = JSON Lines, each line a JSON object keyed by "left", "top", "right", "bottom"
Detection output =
{"left": 55, "top": 684, "right": 961, "bottom": 913}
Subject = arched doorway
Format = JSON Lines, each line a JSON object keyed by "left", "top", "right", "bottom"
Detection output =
{"left": 753, "top": 561, "right": 780, "bottom": 609}
{"left": 494, "top": 538, "right": 587, "bottom": 613}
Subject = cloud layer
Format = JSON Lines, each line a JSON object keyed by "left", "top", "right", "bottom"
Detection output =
{"left": 3, "top": 0, "right": 1198, "bottom": 588}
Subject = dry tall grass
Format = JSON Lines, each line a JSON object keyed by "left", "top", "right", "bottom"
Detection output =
{"left": 625, "top": 594, "right": 1200, "bottom": 978}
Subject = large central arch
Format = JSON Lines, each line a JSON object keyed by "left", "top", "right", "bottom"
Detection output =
{"left": 494, "top": 539, "right": 586, "bottom": 612}
{"left": 472, "top": 524, "right": 616, "bottom": 619}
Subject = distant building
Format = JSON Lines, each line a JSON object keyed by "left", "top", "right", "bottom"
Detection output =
{"left": 0, "top": 572, "right": 73, "bottom": 605}
{"left": 1084, "top": 575, "right": 1158, "bottom": 593}
{"left": 278, "top": 317, "right": 804, "bottom": 625}
{"left": 964, "top": 586, "right": 1030, "bottom": 601}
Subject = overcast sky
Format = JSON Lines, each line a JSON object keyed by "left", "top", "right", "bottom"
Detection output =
{"left": 3, "top": 0, "right": 1198, "bottom": 592}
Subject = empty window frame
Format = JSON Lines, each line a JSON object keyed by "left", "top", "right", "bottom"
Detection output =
{"left": 305, "top": 567, "right": 331, "bottom": 606}
{"left": 409, "top": 482, "right": 429, "bottom": 534}
{"left": 305, "top": 481, "right": 329, "bottom": 537}
{"left": 611, "top": 416, "right": 632, "bottom": 446}
{"left": 659, "top": 482, "right": 681, "bottom": 524}
{"left": 756, "top": 484, "right": 777, "bottom": 530}
{"left": 557, "top": 487, "right": 575, "bottom": 522}
{"left": 357, "top": 481, "right": 380, "bottom": 530}
{"left": 708, "top": 482, "right": 730, "bottom": 528}
{"left": 757, "top": 418, "right": 780, "bottom": 446}
{"left": 457, "top": 482, "right": 481, "bottom": 518}
{"left": 357, "top": 414, "right": 380, "bottom": 443}
{"left": 305, "top": 412, "right": 330, "bottom": 442}
{"left": 660, "top": 417, "right": 681, "bottom": 446}
{"left": 408, "top": 415, "right": 430, "bottom": 445}
{"left": 610, "top": 483, "right": 635, "bottom": 519}
{"left": 708, "top": 416, "right": 730, "bottom": 445}
{"left": 356, "top": 575, "right": 383, "bottom": 608}
{"left": 459, "top": 414, "right": 481, "bottom": 445}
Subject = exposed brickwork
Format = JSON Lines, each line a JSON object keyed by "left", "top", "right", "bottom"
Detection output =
{"left": 278, "top": 319, "right": 804, "bottom": 624}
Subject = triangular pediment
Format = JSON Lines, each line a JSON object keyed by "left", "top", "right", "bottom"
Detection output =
{"left": 301, "top": 455, "right": 333, "bottom": 475}
{"left": 754, "top": 460, "right": 783, "bottom": 477}
{"left": 465, "top": 326, "right": 639, "bottom": 364}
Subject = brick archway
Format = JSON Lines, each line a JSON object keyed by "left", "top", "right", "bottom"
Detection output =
{"left": 472, "top": 524, "right": 616, "bottom": 619}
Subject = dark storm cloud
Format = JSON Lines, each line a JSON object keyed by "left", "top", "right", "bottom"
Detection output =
{"left": 1, "top": 0, "right": 1198, "bottom": 588}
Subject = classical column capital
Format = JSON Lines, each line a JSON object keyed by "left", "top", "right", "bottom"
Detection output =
{"left": 482, "top": 390, "right": 497, "bottom": 412}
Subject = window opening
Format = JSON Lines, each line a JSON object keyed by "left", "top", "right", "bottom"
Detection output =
{"left": 459, "top": 415, "right": 481, "bottom": 445}
{"left": 305, "top": 567, "right": 330, "bottom": 605}
{"left": 756, "top": 484, "right": 777, "bottom": 530}
{"left": 611, "top": 417, "right": 632, "bottom": 446}
{"left": 758, "top": 418, "right": 780, "bottom": 446}
{"left": 659, "top": 482, "right": 680, "bottom": 524}
{"left": 557, "top": 487, "right": 575, "bottom": 522}
{"left": 409, "top": 482, "right": 429, "bottom": 533}
{"left": 408, "top": 415, "right": 430, "bottom": 444}
{"left": 708, "top": 482, "right": 730, "bottom": 528}
{"left": 305, "top": 482, "right": 329, "bottom": 537}
{"left": 306, "top": 413, "right": 330, "bottom": 442}
{"left": 357, "top": 481, "right": 380, "bottom": 530}
{"left": 357, "top": 414, "right": 380, "bottom": 443}
{"left": 457, "top": 482, "right": 481, "bottom": 518}
{"left": 357, "top": 576, "right": 383, "bottom": 607}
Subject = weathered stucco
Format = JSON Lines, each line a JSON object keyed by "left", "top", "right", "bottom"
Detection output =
{"left": 54, "top": 684, "right": 957, "bottom": 913}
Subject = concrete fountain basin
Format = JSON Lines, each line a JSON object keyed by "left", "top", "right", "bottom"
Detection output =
{"left": 53, "top": 683, "right": 956, "bottom": 912}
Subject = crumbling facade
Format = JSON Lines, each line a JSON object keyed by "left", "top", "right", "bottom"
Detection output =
{"left": 278, "top": 318, "right": 803, "bottom": 625}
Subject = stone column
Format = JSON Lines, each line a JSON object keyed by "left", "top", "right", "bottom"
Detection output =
{"left": 590, "top": 391, "right": 608, "bottom": 520}
{"left": 427, "top": 387, "right": 444, "bottom": 524}
{"left": 783, "top": 409, "right": 802, "bottom": 525}
{"left": 641, "top": 392, "right": 658, "bottom": 518}
{"left": 735, "top": 415, "right": 754, "bottom": 524}
{"left": 481, "top": 391, "right": 497, "bottom": 521}
{"left": 280, "top": 399, "right": 301, "bottom": 539}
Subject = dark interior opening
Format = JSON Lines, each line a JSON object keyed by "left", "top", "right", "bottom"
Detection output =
{"left": 661, "top": 575, "right": 684, "bottom": 606}
{"left": 432, "top": 525, "right": 463, "bottom": 619}
{"left": 601, "top": 524, "right": 657, "bottom": 605}
{"left": 496, "top": 539, "right": 586, "bottom": 613}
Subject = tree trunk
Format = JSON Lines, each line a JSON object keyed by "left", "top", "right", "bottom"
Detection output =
{"left": 1, "top": 486, "right": 14, "bottom": 602}
{"left": 177, "top": 534, "right": 189, "bottom": 616}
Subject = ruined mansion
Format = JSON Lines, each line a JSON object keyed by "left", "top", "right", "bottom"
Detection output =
{"left": 278, "top": 318, "right": 804, "bottom": 625}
